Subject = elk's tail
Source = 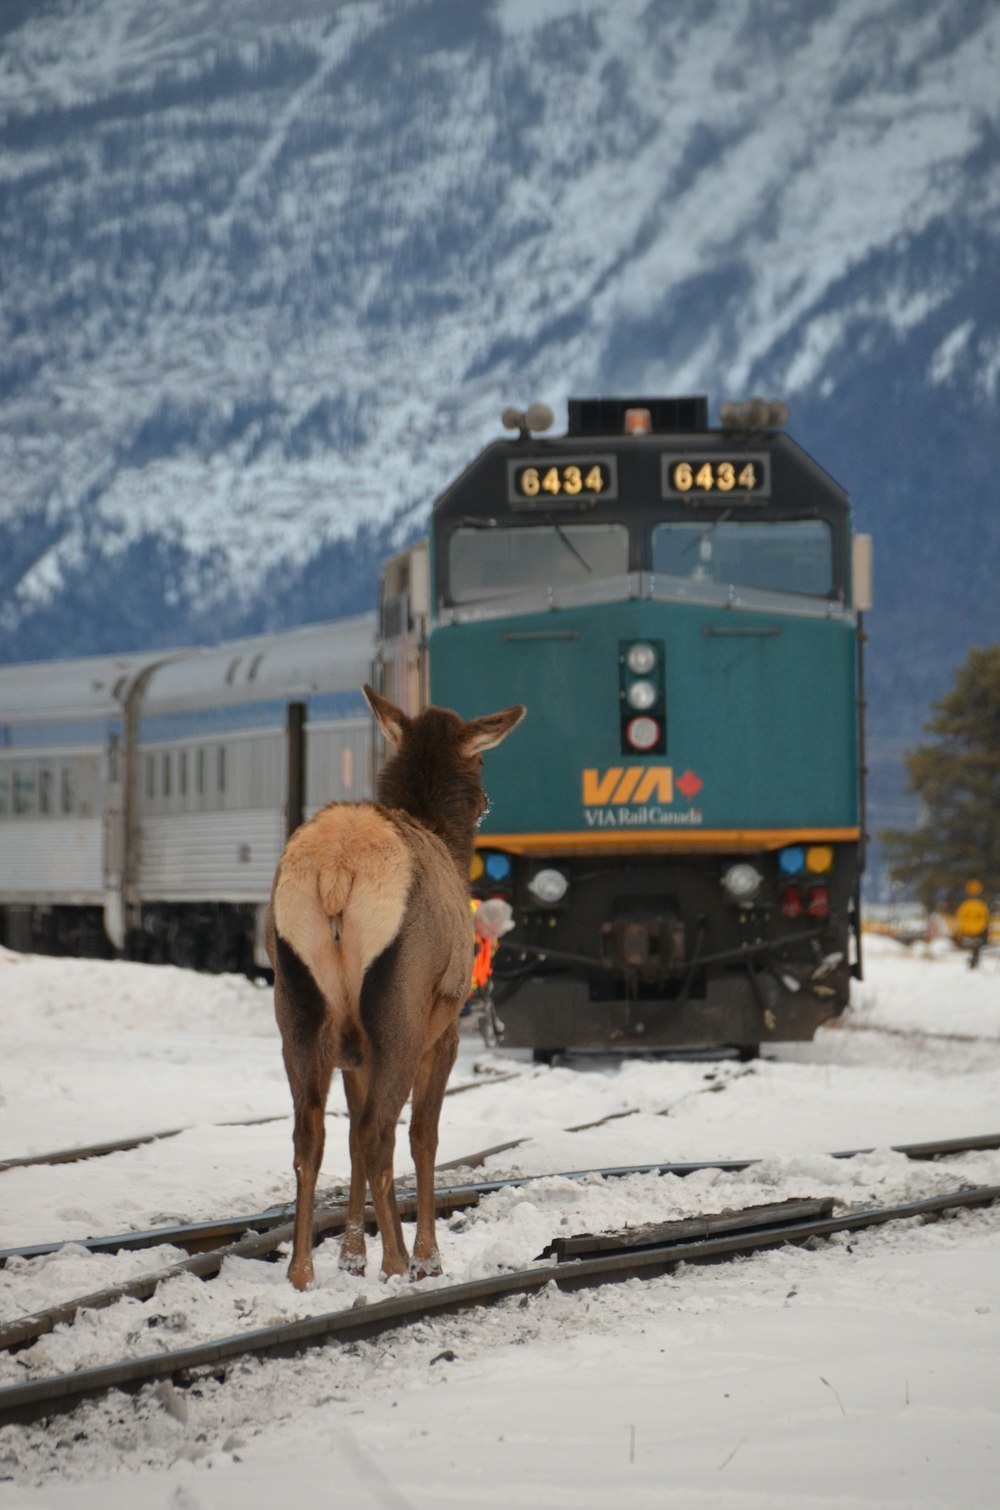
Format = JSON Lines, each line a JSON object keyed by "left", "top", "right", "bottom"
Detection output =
{"left": 271, "top": 806, "right": 413, "bottom": 1061}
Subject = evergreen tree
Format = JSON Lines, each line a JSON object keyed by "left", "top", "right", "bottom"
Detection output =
{"left": 881, "top": 644, "right": 1000, "bottom": 910}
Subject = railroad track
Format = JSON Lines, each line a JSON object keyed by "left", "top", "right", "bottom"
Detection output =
{"left": 0, "top": 1068, "right": 527, "bottom": 1176}
{"left": 3, "top": 1128, "right": 997, "bottom": 1270}
{"left": 1, "top": 1176, "right": 997, "bottom": 1428}
{"left": 1, "top": 1129, "right": 998, "bottom": 1427}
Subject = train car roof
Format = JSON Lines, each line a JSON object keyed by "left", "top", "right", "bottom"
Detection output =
{"left": 0, "top": 649, "right": 157, "bottom": 725}
{"left": 140, "top": 613, "right": 377, "bottom": 716}
{"left": 0, "top": 614, "right": 377, "bottom": 725}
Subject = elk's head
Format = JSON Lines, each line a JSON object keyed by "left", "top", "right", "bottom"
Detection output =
{"left": 363, "top": 685, "right": 525, "bottom": 864}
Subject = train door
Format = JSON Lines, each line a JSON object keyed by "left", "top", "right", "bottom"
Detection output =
{"left": 374, "top": 542, "right": 430, "bottom": 718}
{"left": 101, "top": 731, "right": 126, "bottom": 950}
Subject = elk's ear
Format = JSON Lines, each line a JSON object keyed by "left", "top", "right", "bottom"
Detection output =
{"left": 363, "top": 684, "right": 410, "bottom": 749}
{"left": 461, "top": 704, "right": 526, "bottom": 756}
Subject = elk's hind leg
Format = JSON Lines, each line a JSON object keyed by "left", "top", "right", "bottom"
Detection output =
{"left": 409, "top": 1011, "right": 460, "bottom": 1279}
{"left": 339, "top": 1065, "right": 370, "bottom": 1275}
{"left": 356, "top": 1062, "right": 413, "bottom": 1279}
{"left": 275, "top": 934, "right": 336, "bottom": 1291}
{"left": 286, "top": 1057, "right": 335, "bottom": 1290}
{"left": 356, "top": 939, "right": 426, "bottom": 1279}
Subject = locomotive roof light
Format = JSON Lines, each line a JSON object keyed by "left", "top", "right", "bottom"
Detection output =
{"left": 721, "top": 862, "right": 763, "bottom": 903}
{"left": 528, "top": 867, "right": 569, "bottom": 904}
{"left": 624, "top": 407, "right": 652, "bottom": 435}
{"left": 625, "top": 715, "right": 660, "bottom": 751}
{"left": 501, "top": 403, "right": 555, "bottom": 440}
{"left": 718, "top": 397, "right": 789, "bottom": 431}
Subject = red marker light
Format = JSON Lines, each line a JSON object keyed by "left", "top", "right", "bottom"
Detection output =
{"left": 780, "top": 884, "right": 803, "bottom": 919}
{"left": 624, "top": 407, "right": 652, "bottom": 435}
{"left": 626, "top": 716, "right": 660, "bottom": 751}
{"left": 807, "top": 885, "right": 830, "bottom": 918}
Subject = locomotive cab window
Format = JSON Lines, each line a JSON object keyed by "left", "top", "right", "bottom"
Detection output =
{"left": 652, "top": 518, "right": 834, "bottom": 598}
{"left": 448, "top": 522, "right": 629, "bottom": 604}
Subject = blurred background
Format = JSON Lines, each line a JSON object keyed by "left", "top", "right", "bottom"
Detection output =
{"left": 1, "top": 0, "right": 997, "bottom": 893}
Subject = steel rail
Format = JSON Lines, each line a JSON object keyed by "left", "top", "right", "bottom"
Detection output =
{"left": 446, "top": 1128, "right": 1000, "bottom": 1198}
{"left": 0, "top": 1190, "right": 478, "bottom": 1355}
{"left": 1, "top": 1181, "right": 998, "bottom": 1428}
{"left": 0, "top": 1072, "right": 523, "bottom": 1178}
{"left": 0, "top": 1127, "right": 187, "bottom": 1173}
{"left": 3, "top": 1129, "right": 998, "bottom": 1271}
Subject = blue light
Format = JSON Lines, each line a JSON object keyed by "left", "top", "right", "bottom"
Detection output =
{"left": 778, "top": 846, "right": 806, "bottom": 876}
{"left": 484, "top": 852, "right": 512, "bottom": 881}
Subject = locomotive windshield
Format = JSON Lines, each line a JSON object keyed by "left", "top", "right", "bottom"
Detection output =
{"left": 449, "top": 522, "right": 628, "bottom": 603}
{"left": 651, "top": 518, "right": 833, "bottom": 598}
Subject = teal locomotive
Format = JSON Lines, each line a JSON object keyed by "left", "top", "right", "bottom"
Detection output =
{"left": 377, "top": 395, "right": 871, "bottom": 1056}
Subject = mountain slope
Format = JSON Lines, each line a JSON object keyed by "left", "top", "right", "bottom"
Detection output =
{"left": 1, "top": 0, "right": 998, "bottom": 835}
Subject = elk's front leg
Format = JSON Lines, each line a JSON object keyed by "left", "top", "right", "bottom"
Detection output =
{"left": 409, "top": 1014, "right": 460, "bottom": 1279}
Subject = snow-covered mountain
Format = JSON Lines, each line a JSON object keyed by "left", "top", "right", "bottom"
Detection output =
{"left": 2, "top": 0, "right": 998, "bottom": 836}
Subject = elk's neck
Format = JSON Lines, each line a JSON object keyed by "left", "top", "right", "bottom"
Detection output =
{"left": 376, "top": 770, "right": 475, "bottom": 878}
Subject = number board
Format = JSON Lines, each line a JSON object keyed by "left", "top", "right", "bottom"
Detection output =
{"left": 508, "top": 454, "right": 618, "bottom": 509}
{"left": 661, "top": 453, "right": 771, "bottom": 501}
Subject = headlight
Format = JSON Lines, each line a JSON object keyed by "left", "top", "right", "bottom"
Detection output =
{"left": 528, "top": 868, "right": 569, "bottom": 904}
{"left": 626, "top": 642, "right": 657, "bottom": 674}
{"left": 721, "top": 863, "right": 763, "bottom": 902}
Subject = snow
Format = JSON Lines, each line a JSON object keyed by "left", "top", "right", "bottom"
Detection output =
{"left": 0, "top": 934, "right": 999, "bottom": 1505}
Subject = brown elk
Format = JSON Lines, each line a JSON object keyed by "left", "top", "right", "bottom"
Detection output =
{"left": 265, "top": 684, "right": 525, "bottom": 1289}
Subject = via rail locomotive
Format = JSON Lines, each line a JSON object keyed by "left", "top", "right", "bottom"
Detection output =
{"left": 0, "top": 396, "right": 871, "bottom": 1056}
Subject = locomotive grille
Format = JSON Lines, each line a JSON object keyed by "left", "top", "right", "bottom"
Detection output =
{"left": 566, "top": 396, "right": 708, "bottom": 436}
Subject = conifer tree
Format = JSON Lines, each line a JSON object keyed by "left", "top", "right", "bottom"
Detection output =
{"left": 881, "top": 644, "right": 1000, "bottom": 909}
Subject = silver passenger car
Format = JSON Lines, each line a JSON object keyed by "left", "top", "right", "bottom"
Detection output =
{"left": 0, "top": 616, "right": 376, "bottom": 970}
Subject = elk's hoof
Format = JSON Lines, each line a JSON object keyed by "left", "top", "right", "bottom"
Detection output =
{"left": 288, "top": 1260, "right": 314, "bottom": 1291}
{"left": 379, "top": 1255, "right": 409, "bottom": 1281}
{"left": 408, "top": 1254, "right": 442, "bottom": 1282}
{"left": 338, "top": 1251, "right": 366, "bottom": 1276}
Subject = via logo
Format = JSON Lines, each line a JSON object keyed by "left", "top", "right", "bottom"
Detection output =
{"left": 582, "top": 767, "right": 673, "bottom": 806}
{"left": 581, "top": 767, "right": 703, "bottom": 807}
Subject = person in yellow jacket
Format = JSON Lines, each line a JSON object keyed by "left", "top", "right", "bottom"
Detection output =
{"left": 955, "top": 880, "right": 990, "bottom": 969}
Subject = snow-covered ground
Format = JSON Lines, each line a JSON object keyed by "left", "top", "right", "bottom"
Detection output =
{"left": 1, "top": 935, "right": 999, "bottom": 1507}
